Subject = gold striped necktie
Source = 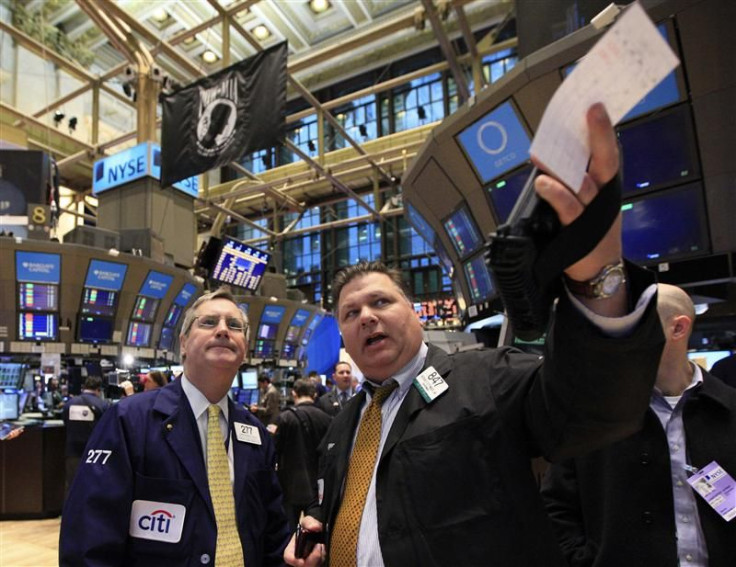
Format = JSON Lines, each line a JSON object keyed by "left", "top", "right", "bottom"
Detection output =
{"left": 329, "top": 381, "right": 398, "bottom": 566}
{"left": 207, "top": 404, "right": 244, "bottom": 567}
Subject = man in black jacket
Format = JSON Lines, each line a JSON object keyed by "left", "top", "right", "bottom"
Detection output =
{"left": 316, "top": 361, "right": 355, "bottom": 417}
{"left": 61, "top": 375, "right": 111, "bottom": 496}
{"left": 274, "top": 379, "right": 332, "bottom": 530}
{"left": 541, "top": 284, "right": 736, "bottom": 566}
{"left": 284, "top": 104, "right": 666, "bottom": 567}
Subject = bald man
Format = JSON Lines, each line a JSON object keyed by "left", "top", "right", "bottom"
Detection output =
{"left": 542, "top": 284, "right": 736, "bottom": 567}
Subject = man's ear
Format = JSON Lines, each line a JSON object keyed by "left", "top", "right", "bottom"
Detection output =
{"left": 671, "top": 314, "right": 692, "bottom": 341}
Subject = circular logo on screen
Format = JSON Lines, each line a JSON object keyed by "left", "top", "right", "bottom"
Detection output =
{"left": 476, "top": 121, "right": 508, "bottom": 155}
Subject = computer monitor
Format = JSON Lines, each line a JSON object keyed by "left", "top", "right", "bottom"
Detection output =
{"left": 254, "top": 339, "right": 275, "bottom": 359}
{"left": 84, "top": 259, "right": 128, "bottom": 290}
{"left": 77, "top": 316, "right": 114, "bottom": 344}
{"left": 131, "top": 296, "right": 160, "bottom": 322}
{"left": 688, "top": 350, "right": 732, "bottom": 372}
{"left": 15, "top": 251, "right": 61, "bottom": 284}
{"left": 0, "top": 390, "right": 20, "bottom": 420}
{"left": 80, "top": 287, "right": 118, "bottom": 317}
{"left": 126, "top": 322, "right": 152, "bottom": 347}
{"left": 486, "top": 163, "right": 534, "bottom": 225}
{"left": 464, "top": 252, "right": 496, "bottom": 304}
{"left": 621, "top": 183, "right": 710, "bottom": 264}
{"left": 456, "top": 100, "right": 531, "bottom": 184}
{"left": 281, "top": 342, "right": 299, "bottom": 360}
{"left": 443, "top": 205, "right": 483, "bottom": 258}
{"left": 163, "top": 303, "right": 184, "bottom": 327}
{"left": 405, "top": 201, "right": 436, "bottom": 245}
{"left": 159, "top": 326, "right": 176, "bottom": 351}
{"left": 241, "top": 370, "right": 258, "bottom": 390}
{"left": 18, "top": 283, "right": 59, "bottom": 311}
{"left": 0, "top": 363, "right": 25, "bottom": 389}
{"left": 18, "top": 312, "right": 58, "bottom": 342}
{"left": 207, "top": 236, "right": 272, "bottom": 291}
{"left": 138, "top": 270, "right": 174, "bottom": 300}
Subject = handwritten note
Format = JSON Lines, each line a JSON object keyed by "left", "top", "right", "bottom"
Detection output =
{"left": 529, "top": 2, "right": 680, "bottom": 192}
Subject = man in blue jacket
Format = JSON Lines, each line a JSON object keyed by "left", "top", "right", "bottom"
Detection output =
{"left": 60, "top": 288, "right": 290, "bottom": 566}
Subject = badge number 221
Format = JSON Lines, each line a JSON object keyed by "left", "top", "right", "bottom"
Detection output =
{"left": 86, "top": 449, "right": 112, "bottom": 465}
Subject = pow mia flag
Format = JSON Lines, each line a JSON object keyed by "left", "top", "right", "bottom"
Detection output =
{"left": 160, "top": 41, "right": 287, "bottom": 188}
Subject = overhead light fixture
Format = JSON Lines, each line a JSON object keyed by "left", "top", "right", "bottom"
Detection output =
{"left": 152, "top": 8, "right": 169, "bottom": 23}
{"left": 68, "top": 116, "right": 78, "bottom": 133}
{"left": 253, "top": 25, "right": 271, "bottom": 40}
{"left": 183, "top": 35, "right": 197, "bottom": 45}
{"left": 308, "top": 0, "right": 331, "bottom": 14}
{"left": 202, "top": 50, "right": 219, "bottom": 63}
{"left": 53, "top": 111, "right": 65, "bottom": 127}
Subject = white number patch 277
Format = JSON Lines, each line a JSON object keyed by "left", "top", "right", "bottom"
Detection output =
{"left": 85, "top": 449, "right": 112, "bottom": 465}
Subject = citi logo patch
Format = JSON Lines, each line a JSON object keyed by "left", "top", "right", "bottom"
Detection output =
{"left": 129, "top": 500, "right": 186, "bottom": 543}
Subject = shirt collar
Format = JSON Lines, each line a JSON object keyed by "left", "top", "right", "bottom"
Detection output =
{"left": 652, "top": 362, "right": 703, "bottom": 401}
{"left": 363, "top": 342, "right": 428, "bottom": 398}
{"left": 181, "top": 373, "right": 229, "bottom": 422}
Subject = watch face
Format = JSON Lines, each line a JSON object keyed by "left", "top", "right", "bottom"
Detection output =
{"left": 599, "top": 268, "right": 625, "bottom": 297}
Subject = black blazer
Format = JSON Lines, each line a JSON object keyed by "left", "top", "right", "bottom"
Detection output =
{"left": 308, "top": 266, "right": 664, "bottom": 567}
{"left": 316, "top": 388, "right": 353, "bottom": 417}
{"left": 541, "top": 372, "right": 736, "bottom": 567}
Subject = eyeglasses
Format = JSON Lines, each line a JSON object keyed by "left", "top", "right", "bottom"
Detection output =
{"left": 193, "top": 315, "right": 246, "bottom": 332}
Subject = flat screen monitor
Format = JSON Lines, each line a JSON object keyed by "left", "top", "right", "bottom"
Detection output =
{"left": 173, "top": 283, "right": 198, "bottom": 306}
{"left": 617, "top": 104, "right": 699, "bottom": 196}
{"left": 164, "top": 303, "right": 183, "bottom": 327}
{"left": 231, "top": 374, "right": 241, "bottom": 390}
{"left": 139, "top": 270, "right": 174, "bottom": 299}
{"left": 405, "top": 201, "right": 436, "bottom": 245}
{"left": 281, "top": 342, "right": 298, "bottom": 360}
{"left": 210, "top": 236, "right": 272, "bottom": 291}
{"left": 18, "top": 312, "right": 58, "bottom": 341}
{"left": 0, "top": 363, "right": 25, "bottom": 389}
{"left": 260, "top": 305, "right": 285, "bottom": 325}
{"left": 621, "top": 183, "right": 710, "bottom": 264}
{"left": 688, "top": 350, "right": 732, "bottom": 372}
{"left": 126, "top": 322, "right": 152, "bottom": 347}
{"left": 254, "top": 339, "right": 275, "bottom": 359}
{"left": 302, "top": 314, "right": 322, "bottom": 344}
{"left": 0, "top": 391, "right": 20, "bottom": 420}
{"left": 131, "top": 296, "right": 160, "bottom": 322}
{"left": 84, "top": 259, "right": 128, "bottom": 291}
{"left": 236, "top": 388, "right": 259, "bottom": 406}
{"left": 241, "top": 370, "right": 258, "bottom": 390}
{"left": 443, "top": 205, "right": 483, "bottom": 258}
{"left": 289, "top": 309, "right": 311, "bottom": 328}
{"left": 159, "top": 326, "right": 176, "bottom": 351}
{"left": 464, "top": 253, "right": 496, "bottom": 304}
{"left": 285, "top": 325, "right": 301, "bottom": 343}
{"left": 77, "top": 316, "right": 114, "bottom": 344}
{"left": 413, "top": 297, "right": 460, "bottom": 323}
{"left": 81, "top": 287, "right": 118, "bottom": 317}
{"left": 486, "top": 163, "right": 534, "bottom": 224}
{"left": 18, "top": 283, "right": 58, "bottom": 311}
{"left": 456, "top": 100, "right": 531, "bottom": 184}
{"left": 15, "top": 251, "right": 61, "bottom": 283}
{"left": 258, "top": 323, "right": 278, "bottom": 340}
{"left": 434, "top": 237, "right": 454, "bottom": 275}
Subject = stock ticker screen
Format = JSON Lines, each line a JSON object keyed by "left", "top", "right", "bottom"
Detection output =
{"left": 211, "top": 237, "right": 271, "bottom": 291}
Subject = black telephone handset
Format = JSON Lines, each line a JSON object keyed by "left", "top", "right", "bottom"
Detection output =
{"left": 486, "top": 167, "right": 562, "bottom": 341}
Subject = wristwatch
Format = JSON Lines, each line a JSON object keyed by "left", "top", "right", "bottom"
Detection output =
{"left": 565, "top": 260, "right": 626, "bottom": 299}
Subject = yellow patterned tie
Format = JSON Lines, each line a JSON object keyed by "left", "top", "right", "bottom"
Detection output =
{"left": 207, "top": 404, "right": 245, "bottom": 567}
{"left": 330, "top": 381, "right": 398, "bottom": 566}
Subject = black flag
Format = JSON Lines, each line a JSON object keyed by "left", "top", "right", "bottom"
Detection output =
{"left": 161, "top": 41, "right": 287, "bottom": 187}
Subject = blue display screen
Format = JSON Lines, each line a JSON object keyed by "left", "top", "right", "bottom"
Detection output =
{"left": 85, "top": 259, "right": 128, "bottom": 291}
{"left": 464, "top": 253, "right": 496, "bottom": 303}
{"left": 302, "top": 314, "right": 322, "bottom": 344}
{"left": 173, "top": 283, "right": 197, "bottom": 306}
{"left": 18, "top": 312, "right": 58, "bottom": 341}
{"left": 132, "top": 296, "right": 159, "bottom": 322}
{"left": 211, "top": 237, "right": 271, "bottom": 291}
{"left": 285, "top": 325, "right": 301, "bottom": 343}
{"left": 19, "top": 283, "right": 58, "bottom": 311}
{"left": 81, "top": 288, "right": 118, "bottom": 317}
{"left": 281, "top": 343, "right": 298, "bottom": 360}
{"left": 456, "top": 100, "right": 531, "bottom": 184}
{"left": 16, "top": 252, "right": 61, "bottom": 283}
{"left": 617, "top": 104, "right": 699, "bottom": 196}
{"left": 258, "top": 323, "right": 278, "bottom": 340}
{"left": 290, "top": 309, "right": 311, "bottom": 328}
{"left": 164, "top": 303, "right": 183, "bottom": 327}
{"left": 159, "top": 326, "right": 175, "bottom": 351}
{"left": 127, "top": 322, "right": 152, "bottom": 347}
{"left": 434, "top": 238, "right": 454, "bottom": 275}
{"left": 139, "top": 270, "right": 174, "bottom": 299}
{"left": 443, "top": 206, "right": 483, "bottom": 257}
{"left": 254, "top": 339, "right": 275, "bottom": 358}
{"left": 621, "top": 183, "right": 710, "bottom": 264}
{"left": 260, "top": 305, "right": 286, "bottom": 324}
{"left": 487, "top": 164, "right": 534, "bottom": 224}
{"left": 78, "top": 316, "right": 114, "bottom": 344}
{"left": 405, "top": 202, "right": 436, "bottom": 245}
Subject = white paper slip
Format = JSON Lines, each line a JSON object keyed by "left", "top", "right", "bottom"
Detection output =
{"left": 529, "top": 2, "right": 680, "bottom": 193}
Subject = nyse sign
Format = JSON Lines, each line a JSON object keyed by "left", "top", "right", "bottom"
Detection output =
{"left": 93, "top": 142, "right": 198, "bottom": 198}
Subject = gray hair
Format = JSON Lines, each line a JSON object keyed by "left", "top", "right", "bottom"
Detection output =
{"left": 179, "top": 287, "right": 249, "bottom": 354}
